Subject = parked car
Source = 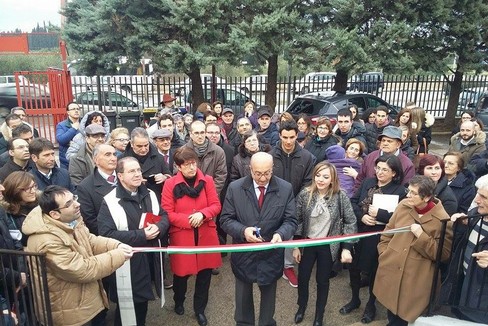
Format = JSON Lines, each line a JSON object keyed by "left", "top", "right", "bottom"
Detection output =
{"left": 348, "top": 72, "right": 384, "bottom": 93}
{"left": 294, "top": 72, "right": 336, "bottom": 94}
{"left": 74, "top": 89, "right": 141, "bottom": 116}
{"left": 457, "top": 87, "right": 488, "bottom": 115}
{"left": 186, "top": 86, "right": 261, "bottom": 116}
{"left": 0, "top": 84, "right": 51, "bottom": 125}
{"left": 0, "top": 75, "right": 30, "bottom": 87}
{"left": 241, "top": 75, "right": 267, "bottom": 93}
{"left": 171, "top": 74, "right": 227, "bottom": 97}
{"left": 473, "top": 90, "right": 488, "bottom": 131}
{"left": 285, "top": 91, "right": 399, "bottom": 125}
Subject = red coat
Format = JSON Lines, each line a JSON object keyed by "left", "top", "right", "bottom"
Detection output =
{"left": 162, "top": 169, "right": 222, "bottom": 276}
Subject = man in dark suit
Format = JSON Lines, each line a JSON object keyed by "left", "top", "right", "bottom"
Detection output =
{"left": 151, "top": 128, "right": 175, "bottom": 174}
{"left": 77, "top": 144, "right": 117, "bottom": 235}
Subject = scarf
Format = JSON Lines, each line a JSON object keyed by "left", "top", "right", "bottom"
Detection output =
{"left": 173, "top": 178, "right": 206, "bottom": 199}
{"left": 194, "top": 139, "right": 209, "bottom": 158}
{"left": 415, "top": 201, "right": 435, "bottom": 215}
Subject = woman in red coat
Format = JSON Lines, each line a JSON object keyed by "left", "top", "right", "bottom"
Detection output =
{"left": 162, "top": 146, "right": 222, "bottom": 326}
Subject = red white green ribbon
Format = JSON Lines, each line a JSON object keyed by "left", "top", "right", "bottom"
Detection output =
{"left": 133, "top": 226, "right": 411, "bottom": 254}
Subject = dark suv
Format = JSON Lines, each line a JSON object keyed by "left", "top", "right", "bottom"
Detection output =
{"left": 286, "top": 91, "right": 399, "bottom": 124}
{"left": 473, "top": 90, "right": 488, "bottom": 131}
{"left": 349, "top": 72, "right": 384, "bottom": 93}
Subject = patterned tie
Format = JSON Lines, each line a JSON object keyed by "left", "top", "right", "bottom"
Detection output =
{"left": 107, "top": 175, "right": 116, "bottom": 183}
{"left": 164, "top": 154, "right": 169, "bottom": 165}
{"left": 258, "top": 186, "right": 265, "bottom": 209}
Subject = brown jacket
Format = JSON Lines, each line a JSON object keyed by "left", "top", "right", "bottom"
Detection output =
{"left": 23, "top": 206, "right": 126, "bottom": 326}
{"left": 373, "top": 198, "right": 453, "bottom": 322}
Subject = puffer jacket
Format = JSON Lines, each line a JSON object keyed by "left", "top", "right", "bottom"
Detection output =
{"left": 66, "top": 111, "right": 111, "bottom": 161}
{"left": 335, "top": 121, "right": 367, "bottom": 151}
{"left": 23, "top": 206, "right": 126, "bottom": 326}
{"left": 256, "top": 123, "right": 279, "bottom": 147}
{"left": 304, "top": 134, "right": 341, "bottom": 164}
{"left": 364, "top": 118, "right": 392, "bottom": 154}
{"left": 448, "top": 169, "right": 476, "bottom": 214}
{"left": 448, "top": 131, "right": 486, "bottom": 169}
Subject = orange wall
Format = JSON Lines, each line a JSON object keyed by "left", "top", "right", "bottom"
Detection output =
{"left": 0, "top": 34, "right": 29, "bottom": 53}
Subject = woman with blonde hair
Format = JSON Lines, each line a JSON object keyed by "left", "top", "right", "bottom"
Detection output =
{"left": 411, "top": 107, "right": 434, "bottom": 155}
{"left": 293, "top": 162, "right": 357, "bottom": 326}
{"left": 109, "top": 127, "right": 130, "bottom": 157}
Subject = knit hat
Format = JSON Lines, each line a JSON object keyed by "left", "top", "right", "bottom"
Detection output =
{"left": 325, "top": 145, "right": 345, "bottom": 160}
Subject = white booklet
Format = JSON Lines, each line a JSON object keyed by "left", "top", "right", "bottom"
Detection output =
{"left": 372, "top": 194, "right": 399, "bottom": 225}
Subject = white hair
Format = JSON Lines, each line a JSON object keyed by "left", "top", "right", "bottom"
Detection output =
{"left": 475, "top": 174, "right": 488, "bottom": 190}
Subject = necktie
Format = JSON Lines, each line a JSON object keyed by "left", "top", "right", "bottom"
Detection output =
{"left": 164, "top": 154, "right": 169, "bottom": 165}
{"left": 107, "top": 175, "right": 115, "bottom": 183}
{"left": 258, "top": 186, "right": 265, "bottom": 209}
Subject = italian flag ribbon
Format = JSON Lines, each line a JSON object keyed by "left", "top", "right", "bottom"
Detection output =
{"left": 133, "top": 226, "right": 411, "bottom": 254}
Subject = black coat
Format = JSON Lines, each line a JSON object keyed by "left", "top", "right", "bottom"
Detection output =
{"left": 0, "top": 159, "right": 32, "bottom": 182}
{"left": 351, "top": 177, "right": 406, "bottom": 272}
{"left": 220, "top": 175, "right": 297, "bottom": 285}
{"left": 30, "top": 166, "right": 75, "bottom": 193}
{"left": 304, "top": 135, "right": 340, "bottom": 164}
{"left": 335, "top": 122, "right": 367, "bottom": 151}
{"left": 448, "top": 169, "right": 476, "bottom": 214}
{"left": 77, "top": 168, "right": 116, "bottom": 235}
{"left": 271, "top": 142, "right": 314, "bottom": 196}
{"left": 123, "top": 143, "right": 171, "bottom": 202}
{"left": 217, "top": 137, "right": 235, "bottom": 203}
{"left": 97, "top": 184, "right": 169, "bottom": 302}
{"left": 435, "top": 176, "right": 458, "bottom": 216}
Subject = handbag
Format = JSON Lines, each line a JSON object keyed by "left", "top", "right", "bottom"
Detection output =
{"left": 413, "top": 137, "right": 428, "bottom": 168}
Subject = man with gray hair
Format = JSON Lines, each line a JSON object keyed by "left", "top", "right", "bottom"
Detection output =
{"left": 122, "top": 127, "right": 170, "bottom": 203}
{"left": 448, "top": 120, "right": 486, "bottom": 168}
{"left": 230, "top": 117, "right": 253, "bottom": 152}
{"left": 448, "top": 174, "right": 488, "bottom": 324}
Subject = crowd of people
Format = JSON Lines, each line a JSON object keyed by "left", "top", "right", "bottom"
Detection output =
{"left": 0, "top": 99, "right": 487, "bottom": 326}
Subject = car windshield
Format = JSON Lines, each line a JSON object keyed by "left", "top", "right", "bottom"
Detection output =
{"left": 287, "top": 98, "right": 330, "bottom": 116}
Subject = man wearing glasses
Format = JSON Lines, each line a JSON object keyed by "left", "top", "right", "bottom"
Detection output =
{"left": 69, "top": 124, "right": 106, "bottom": 186}
{"left": 23, "top": 185, "right": 133, "bottom": 326}
{"left": 0, "top": 138, "right": 32, "bottom": 181}
{"left": 56, "top": 102, "right": 81, "bottom": 169}
{"left": 220, "top": 152, "right": 297, "bottom": 326}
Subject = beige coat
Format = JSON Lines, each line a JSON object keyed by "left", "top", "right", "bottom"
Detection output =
{"left": 373, "top": 198, "right": 453, "bottom": 322}
{"left": 23, "top": 206, "right": 126, "bottom": 326}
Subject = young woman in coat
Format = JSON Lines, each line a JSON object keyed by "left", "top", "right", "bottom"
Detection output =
{"left": 374, "top": 175, "right": 453, "bottom": 325}
{"left": 161, "top": 147, "right": 222, "bottom": 326}
{"left": 293, "top": 162, "right": 357, "bottom": 326}
{"left": 339, "top": 154, "right": 406, "bottom": 324}
{"left": 304, "top": 118, "right": 340, "bottom": 164}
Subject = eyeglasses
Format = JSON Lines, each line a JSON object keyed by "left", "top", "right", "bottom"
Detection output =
{"left": 192, "top": 131, "right": 206, "bottom": 136}
{"left": 206, "top": 131, "right": 220, "bottom": 135}
{"left": 252, "top": 170, "right": 272, "bottom": 178}
{"left": 297, "top": 121, "right": 307, "bottom": 125}
{"left": 181, "top": 161, "right": 197, "bottom": 168}
{"left": 245, "top": 138, "right": 258, "bottom": 144}
{"left": 406, "top": 189, "right": 419, "bottom": 197}
{"left": 22, "top": 184, "right": 38, "bottom": 193}
{"left": 317, "top": 126, "right": 329, "bottom": 131}
{"left": 375, "top": 166, "right": 392, "bottom": 173}
{"left": 56, "top": 195, "right": 79, "bottom": 211}
{"left": 114, "top": 138, "right": 130, "bottom": 142}
{"left": 89, "top": 134, "right": 106, "bottom": 139}
{"left": 67, "top": 107, "right": 80, "bottom": 111}
{"left": 14, "top": 145, "right": 29, "bottom": 150}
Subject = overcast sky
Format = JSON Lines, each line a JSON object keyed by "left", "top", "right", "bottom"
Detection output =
{"left": 0, "top": 0, "right": 61, "bottom": 33}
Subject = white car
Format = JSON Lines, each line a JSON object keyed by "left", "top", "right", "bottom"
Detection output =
{"left": 458, "top": 87, "right": 488, "bottom": 114}
{"left": 295, "top": 72, "right": 336, "bottom": 94}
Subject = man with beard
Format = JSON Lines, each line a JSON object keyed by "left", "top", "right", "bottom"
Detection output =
{"left": 448, "top": 120, "right": 486, "bottom": 168}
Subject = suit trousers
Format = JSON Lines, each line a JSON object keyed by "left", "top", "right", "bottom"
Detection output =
{"left": 297, "top": 244, "right": 333, "bottom": 316}
{"left": 173, "top": 268, "right": 212, "bottom": 314}
{"left": 114, "top": 301, "right": 148, "bottom": 326}
{"left": 234, "top": 277, "right": 277, "bottom": 326}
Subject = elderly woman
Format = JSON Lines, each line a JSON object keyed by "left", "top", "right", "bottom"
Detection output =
{"left": 109, "top": 127, "right": 130, "bottom": 157}
{"left": 374, "top": 175, "right": 453, "bottom": 325}
{"left": 443, "top": 152, "right": 476, "bottom": 214}
{"left": 230, "top": 131, "right": 271, "bottom": 182}
{"left": 339, "top": 154, "right": 406, "bottom": 324}
{"left": 2, "top": 171, "right": 38, "bottom": 246}
{"left": 162, "top": 147, "right": 221, "bottom": 326}
{"left": 238, "top": 101, "right": 258, "bottom": 129}
{"left": 417, "top": 154, "right": 458, "bottom": 215}
{"left": 304, "top": 118, "right": 340, "bottom": 164}
{"left": 293, "top": 162, "right": 357, "bottom": 326}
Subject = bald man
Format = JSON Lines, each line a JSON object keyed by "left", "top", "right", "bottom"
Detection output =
{"left": 220, "top": 152, "right": 297, "bottom": 326}
{"left": 448, "top": 120, "right": 486, "bottom": 168}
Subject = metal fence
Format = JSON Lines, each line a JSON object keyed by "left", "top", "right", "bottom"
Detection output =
{"left": 0, "top": 248, "right": 52, "bottom": 326}
{"left": 70, "top": 74, "right": 488, "bottom": 119}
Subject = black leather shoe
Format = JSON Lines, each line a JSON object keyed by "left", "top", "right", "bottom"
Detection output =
{"left": 339, "top": 299, "right": 361, "bottom": 315}
{"left": 211, "top": 268, "right": 220, "bottom": 275}
{"left": 313, "top": 318, "right": 323, "bottom": 326}
{"left": 195, "top": 313, "right": 208, "bottom": 326}
{"left": 174, "top": 305, "right": 184, "bottom": 315}
{"left": 360, "top": 304, "right": 376, "bottom": 324}
{"left": 294, "top": 306, "right": 306, "bottom": 324}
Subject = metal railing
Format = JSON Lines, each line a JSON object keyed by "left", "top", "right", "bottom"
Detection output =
{"left": 69, "top": 74, "right": 488, "bottom": 118}
{"left": 0, "top": 249, "right": 52, "bottom": 326}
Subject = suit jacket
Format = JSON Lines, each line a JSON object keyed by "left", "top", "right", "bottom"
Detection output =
{"left": 77, "top": 168, "right": 116, "bottom": 235}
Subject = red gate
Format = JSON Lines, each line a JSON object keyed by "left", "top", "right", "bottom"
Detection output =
{"left": 14, "top": 68, "right": 73, "bottom": 144}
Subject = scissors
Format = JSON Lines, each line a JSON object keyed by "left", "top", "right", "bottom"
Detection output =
{"left": 254, "top": 226, "right": 265, "bottom": 241}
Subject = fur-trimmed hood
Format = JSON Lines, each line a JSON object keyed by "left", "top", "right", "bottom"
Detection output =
{"left": 450, "top": 130, "right": 486, "bottom": 145}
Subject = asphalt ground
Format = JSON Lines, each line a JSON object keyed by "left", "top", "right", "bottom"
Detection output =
{"left": 104, "top": 132, "right": 454, "bottom": 326}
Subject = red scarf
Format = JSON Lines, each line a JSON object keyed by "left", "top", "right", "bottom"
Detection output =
{"left": 415, "top": 201, "right": 435, "bottom": 215}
